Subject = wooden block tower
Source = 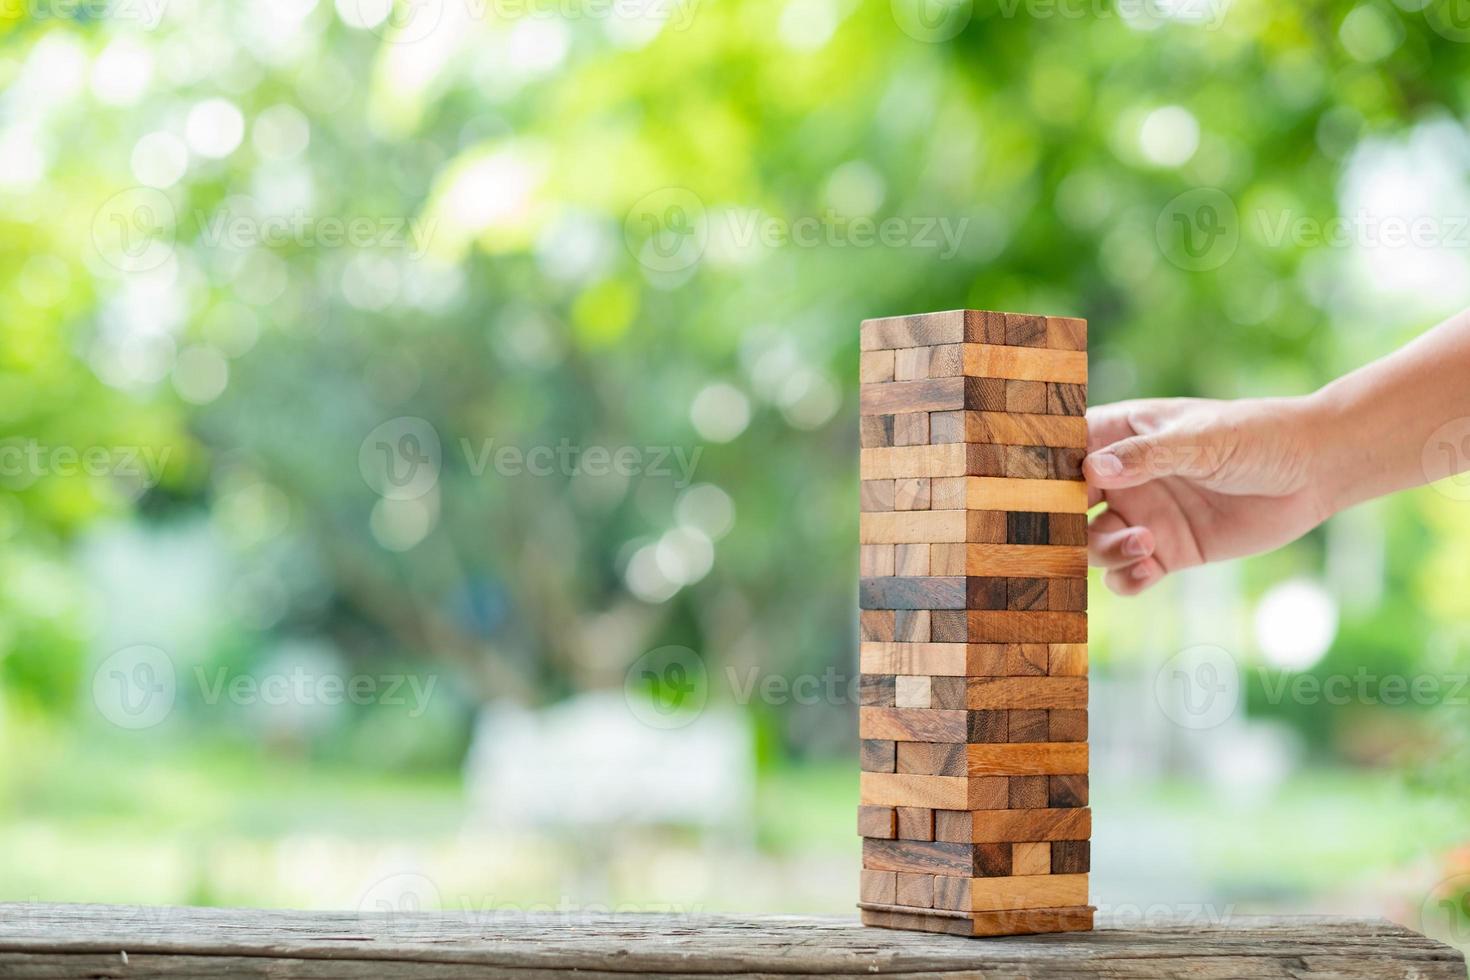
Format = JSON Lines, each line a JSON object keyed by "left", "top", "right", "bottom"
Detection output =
{"left": 857, "top": 309, "right": 1092, "bottom": 938}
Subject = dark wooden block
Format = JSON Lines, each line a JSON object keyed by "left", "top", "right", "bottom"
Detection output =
{"left": 966, "top": 576, "right": 1007, "bottom": 610}
{"left": 1004, "top": 314, "right": 1046, "bottom": 348}
{"left": 967, "top": 511, "right": 1007, "bottom": 544}
{"left": 861, "top": 838, "right": 976, "bottom": 877}
{"left": 969, "top": 611, "right": 1087, "bottom": 643}
{"left": 1051, "top": 446, "right": 1085, "bottom": 481}
{"left": 1006, "top": 512, "right": 1049, "bottom": 545}
{"left": 962, "top": 377, "right": 1006, "bottom": 412}
{"left": 1007, "top": 578, "right": 1048, "bottom": 611}
{"left": 861, "top": 739, "right": 896, "bottom": 773}
{"left": 1049, "top": 513, "right": 1087, "bottom": 546}
{"left": 975, "top": 843, "right": 1012, "bottom": 878}
{"left": 860, "top": 674, "right": 896, "bottom": 707}
{"left": 1049, "top": 774, "right": 1088, "bottom": 808}
{"left": 1007, "top": 710, "right": 1049, "bottom": 743}
{"left": 1048, "top": 382, "right": 1086, "bottom": 416}
{"left": 966, "top": 709, "right": 1008, "bottom": 743}
{"left": 1052, "top": 840, "right": 1090, "bottom": 874}
{"left": 930, "top": 676, "right": 967, "bottom": 710}
{"left": 964, "top": 443, "right": 1006, "bottom": 476}
{"left": 860, "top": 577, "right": 966, "bottom": 610}
{"left": 1009, "top": 775, "right": 1049, "bottom": 809}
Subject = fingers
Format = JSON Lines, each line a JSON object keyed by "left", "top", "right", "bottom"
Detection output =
{"left": 1088, "top": 510, "right": 1154, "bottom": 568}
{"left": 1089, "top": 508, "right": 1167, "bottom": 595}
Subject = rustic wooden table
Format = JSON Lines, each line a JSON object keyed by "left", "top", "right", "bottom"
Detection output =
{"left": 0, "top": 904, "right": 1462, "bottom": 978}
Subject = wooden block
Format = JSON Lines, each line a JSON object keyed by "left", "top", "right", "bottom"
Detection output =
{"left": 1006, "top": 644, "right": 1049, "bottom": 676}
{"left": 975, "top": 843, "right": 1012, "bottom": 878}
{"left": 859, "top": 480, "right": 895, "bottom": 512}
{"left": 859, "top": 868, "right": 897, "bottom": 904}
{"left": 929, "top": 479, "right": 965, "bottom": 511}
{"left": 966, "top": 444, "right": 1007, "bottom": 477}
{"left": 929, "top": 676, "right": 967, "bottom": 710}
{"left": 860, "top": 445, "right": 967, "bottom": 480}
{"left": 859, "top": 674, "right": 895, "bottom": 707}
{"left": 968, "top": 611, "right": 1087, "bottom": 643}
{"left": 968, "top": 644, "right": 1008, "bottom": 674}
{"left": 860, "top": 610, "right": 895, "bottom": 641}
{"left": 966, "top": 709, "right": 1008, "bottom": 743}
{"left": 861, "top": 311, "right": 966, "bottom": 350}
{"left": 933, "top": 874, "right": 1089, "bottom": 913}
{"left": 860, "top": 738, "right": 896, "bottom": 773}
{"left": 966, "top": 511, "right": 1008, "bottom": 544}
{"left": 895, "top": 741, "right": 967, "bottom": 776}
{"left": 860, "top": 378, "right": 963, "bottom": 416}
{"left": 1006, "top": 577, "right": 1048, "bottom": 611}
{"left": 893, "top": 347, "right": 930, "bottom": 381}
{"left": 860, "top": 415, "right": 894, "bottom": 448}
{"left": 861, "top": 642, "right": 961, "bottom": 676}
{"left": 1051, "top": 446, "right": 1085, "bottom": 481}
{"left": 860, "top": 510, "right": 965, "bottom": 544}
{"left": 1052, "top": 840, "right": 1090, "bottom": 874}
{"left": 927, "top": 411, "right": 960, "bottom": 445}
{"left": 1049, "top": 644, "right": 1088, "bottom": 676}
{"left": 860, "top": 544, "right": 895, "bottom": 577}
{"left": 864, "top": 839, "right": 1004, "bottom": 878}
{"left": 933, "top": 810, "right": 970, "bottom": 842}
{"left": 966, "top": 545, "right": 1087, "bottom": 578}
{"left": 894, "top": 610, "right": 930, "bottom": 643}
{"left": 859, "top": 577, "right": 965, "bottom": 611}
{"left": 859, "top": 773, "right": 1008, "bottom": 810}
{"left": 1003, "top": 445, "right": 1050, "bottom": 479}
{"left": 1008, "top": 774, "right": 1049, "bottom": 808}
{"left": 1048, "top": 382, "right": 1087, "bottom": 417}
{"left": 967, "top": 677, "right": 1088, "bottom": 710}
{"left": 895, "top": 872, "right": 935, "bottom": 908}
{"left": 858, "top": 904, "right": 1094, "bottom": 937}
{"left": 930, "top": 543, "right": 965, "bottom": 576}
{"left": 894, "top": 543, "right": 929, "bottom": 576}
{"left": 859, "top": 707, "right": 967, "bottom": 743}
{"left": 962, "top": 376, "right": 1007, "bottom": 412}
{"left": 936, "top": 808, "right": 1092, "bottom": 844}
{"left": 964, "top": 412, "right": 1087, "bottom": 449}
{"left": 858, "top": 805, "right": 896, "bottom": 839}
{"left": 965, "top": 576, "right": 1006, "bottom": 611}
{"left": 894, "top": 675, "right": 931, "bottom": 709}
{"left": 965, "top": 477, "right": 1089, "bottom": 514}
{"left": 895, "top": 807, "right": 934, "bottom": 841}
{"left": 1004, "top": 313, "right": 1046, "bottom": 348}
{"left": 929, "top": 611, "right": 967, "bottom": 642}
{"left": 893, "top": 413, "right": 929, "bottom": 447}
{"left": 1048, "top": 578, "right": 1087, "bottom": 612}
{"left": 1006, "top": 512, "right": 1048, "bottom": 545}
{"left": 928, "top": 344, "right": 963, "bottom": 377}
{"left": 1049, "top": 709, "right": 1088, "bottom": 742}
{"left": 966, "top": 743, "right": 1088, "bottom": 777}
{"left": 1048, "top": 513, "right": 1087, "bottom": 545}
{"left": 860, "top": 350, "right": 896, "bottom": 383}
{"left": 962, "top": 344, "right": 1087, "bottom": 384}
{"left": 1045, "top": 316, "right": 1086, "bottom": 351}
{"left": 1005, "top": 380, "right": 1048, "bottom": 414}
{"left": 1006, "top": 709, "right": 1048, "bottom": 743}
{"left": 1012, "top": 842, "right": 1051, "bottom": 876}
{"left": 1049, "top": 774, "right": 1088, "bottom": 808}
{"left": 893, "top": 477, "right": 930, "bottom": 510}
{"left": 966, "top": 310, "right": 1007, "bottom": 344}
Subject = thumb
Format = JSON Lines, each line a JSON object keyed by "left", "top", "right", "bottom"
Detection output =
{"left": 1085, "top": 429, "right": 1217, "bottom": 490}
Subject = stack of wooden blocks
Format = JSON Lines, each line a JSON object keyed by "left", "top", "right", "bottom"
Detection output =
{"left": 857, "top": 309, "right": 1092, "bottom": 938}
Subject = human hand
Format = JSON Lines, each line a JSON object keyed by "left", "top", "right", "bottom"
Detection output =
{"left": 1082, "top": 396, "right": 1332, "bottom": 595}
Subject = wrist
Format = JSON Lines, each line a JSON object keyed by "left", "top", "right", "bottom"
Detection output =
{"left": 1293, "top": 385, "right": 1358, "bottom": 519}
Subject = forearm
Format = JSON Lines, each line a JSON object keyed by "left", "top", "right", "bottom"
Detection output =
{"left": 1304, "top": 307, "right": 1470, "bottom": 514}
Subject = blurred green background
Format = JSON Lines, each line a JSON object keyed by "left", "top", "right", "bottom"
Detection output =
{"left": 4, "top": 0, "right": 1470, "bottom": 950}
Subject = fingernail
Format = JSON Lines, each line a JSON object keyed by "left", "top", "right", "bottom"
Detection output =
{"left": 1124, "top": 533, "right": 1148, "bottom": 558}
{"left": 1132, "top": 563, "right": 1153, "bottom": 581}
{"left": 1090, "top": 452, "right": 1122, "bottom": 477}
